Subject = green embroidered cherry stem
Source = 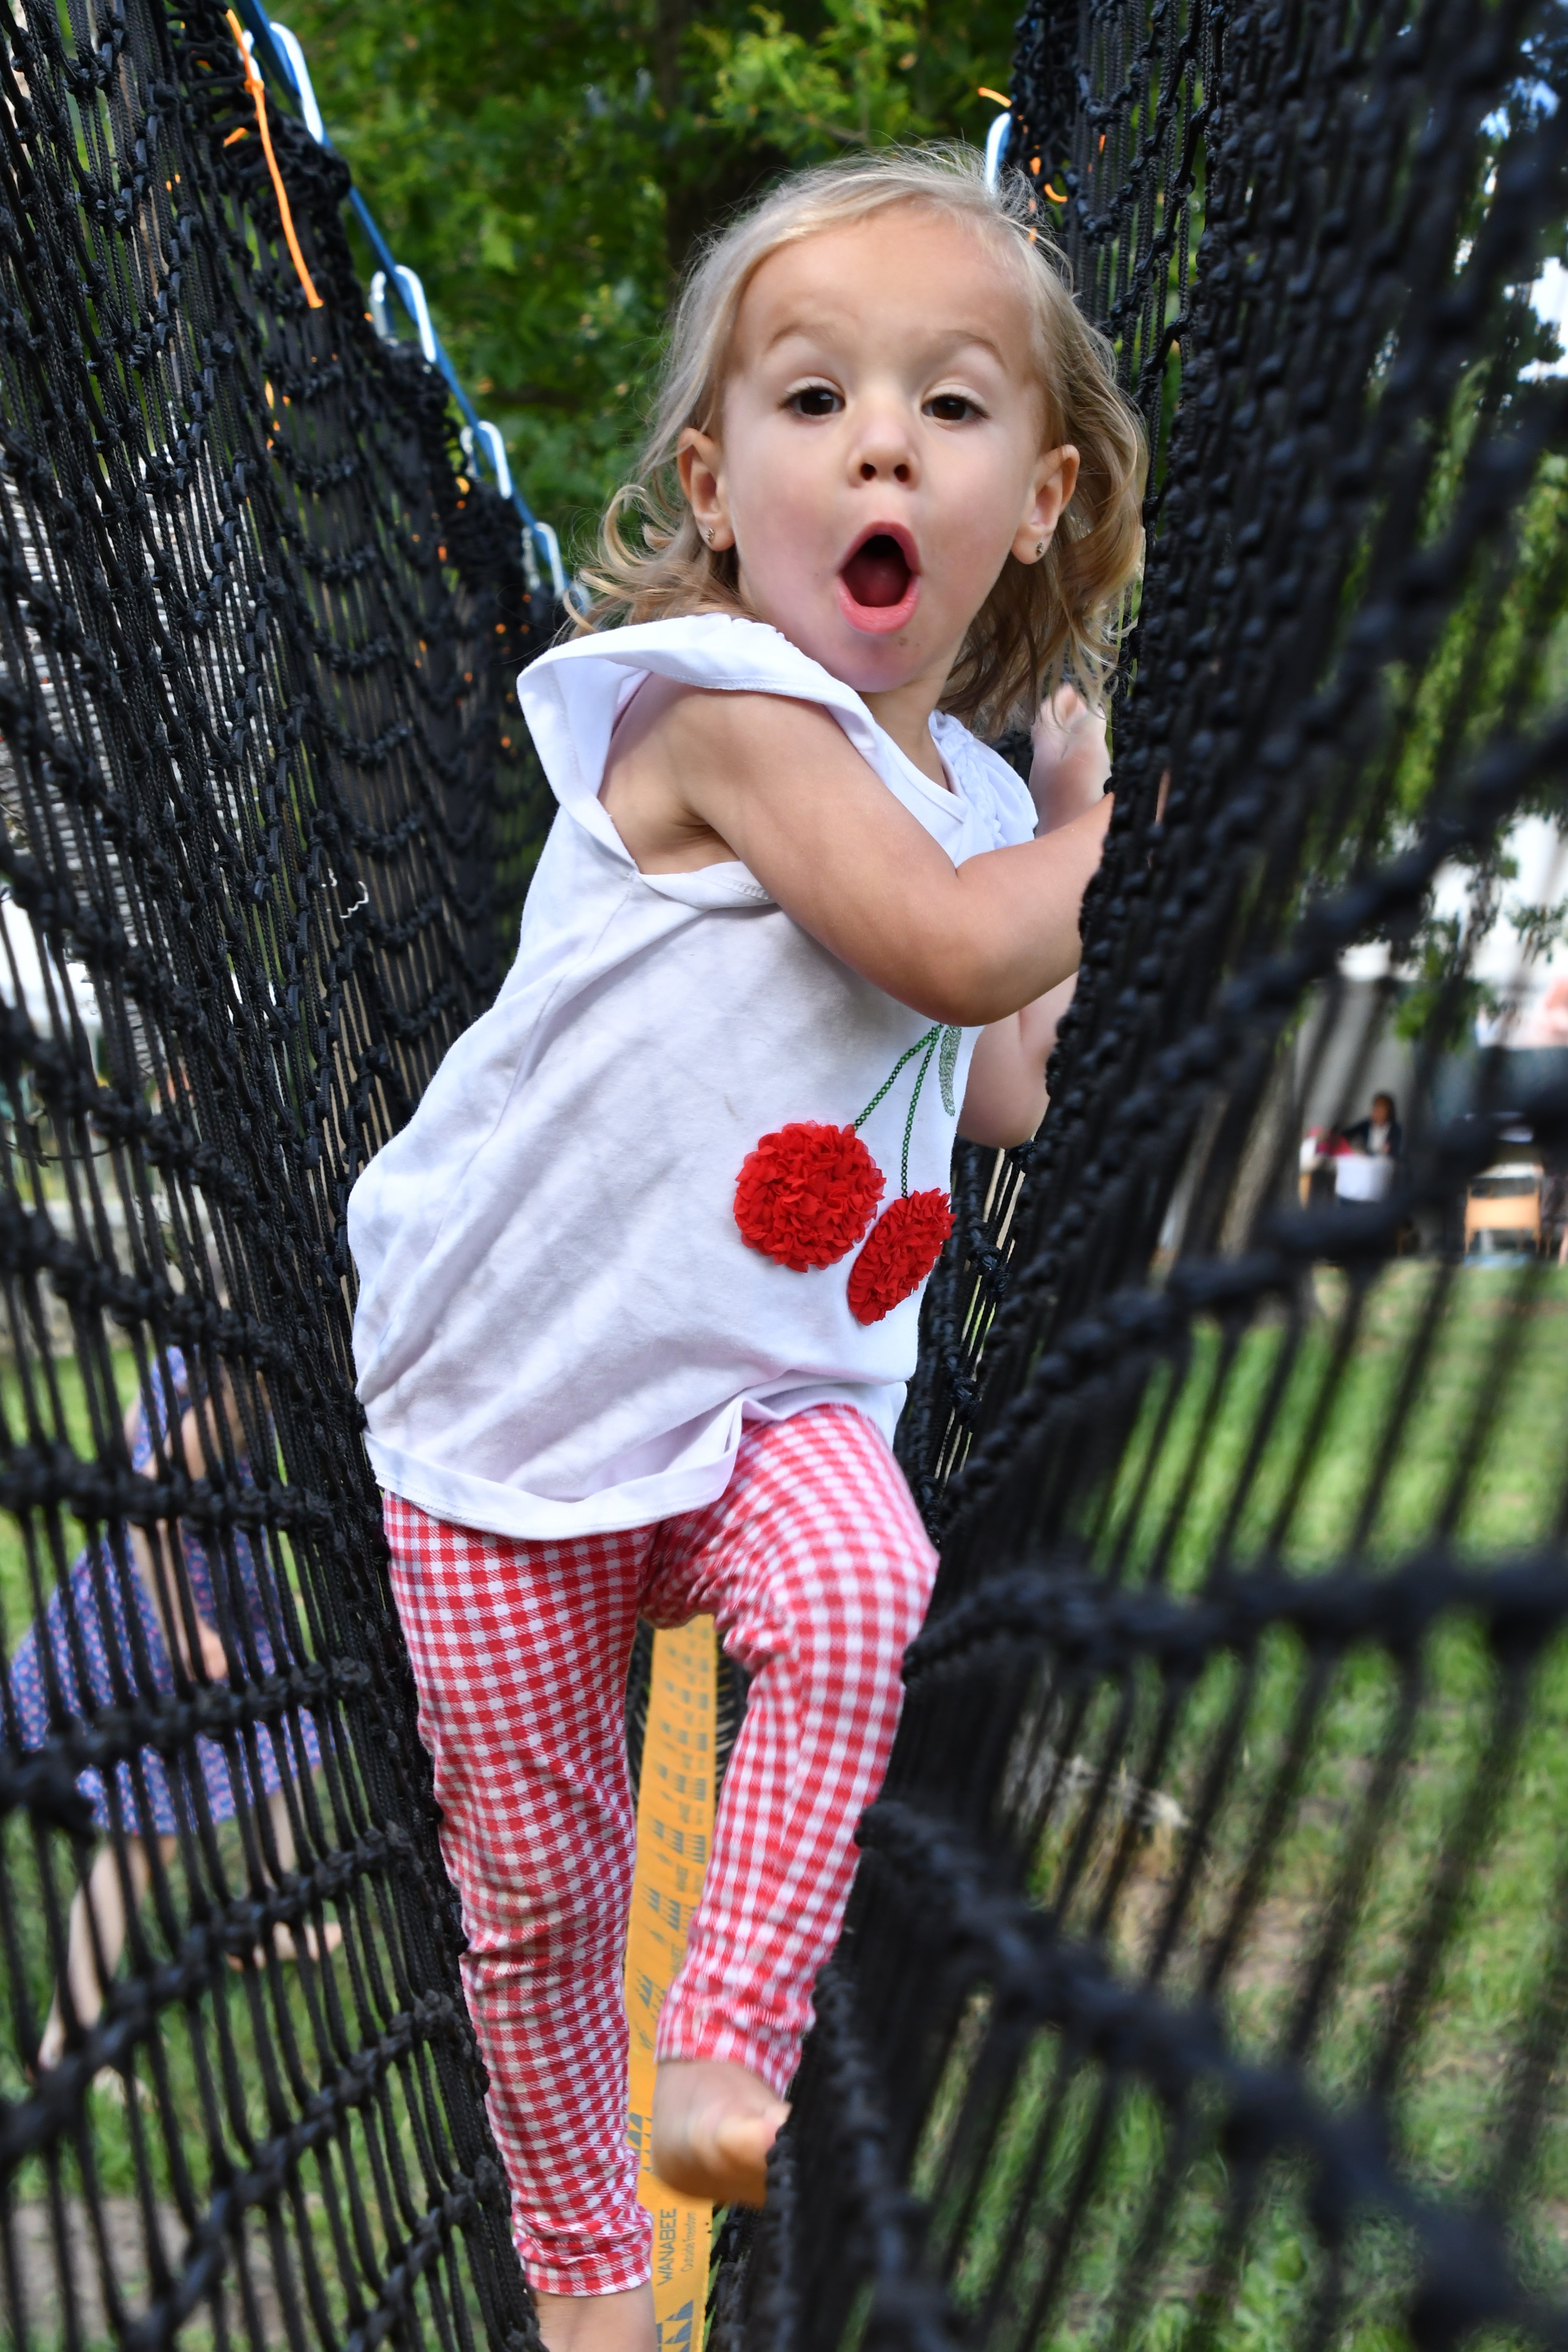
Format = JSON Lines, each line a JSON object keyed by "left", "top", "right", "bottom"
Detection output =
{"left": 852, "top": 1025, "right": 942, "bottom": 1133}
{"left": 938, "top": 1024, "right": 961, "bottom": 1115}
{"left": 900, "top": 1029, "right": 940, "bottom": 1196}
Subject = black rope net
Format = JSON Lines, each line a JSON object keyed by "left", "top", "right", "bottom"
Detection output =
{"left": 0, "top": 0, "right": 547, "bottom": 2341}
{"left": 5, "top": 0, "right": 1568, "bottom": 2337}
{"left": 719, "top": 0, "right": 1568, "bottom": 2342}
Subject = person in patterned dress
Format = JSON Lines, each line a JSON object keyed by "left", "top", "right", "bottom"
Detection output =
{"left": 7, "top": 1345, "right": 335, "bottom": 2072}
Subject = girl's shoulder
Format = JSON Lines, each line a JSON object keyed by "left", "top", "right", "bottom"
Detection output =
{"left": 522, "top": 610, "right": 860, "bottom": 706}
{"left": 516, "top": 612, "right": 1037, "bottom": 852}
{"left": 930, "top": 711, "right": 1040, "bottom": 853}
{"left": 516, "top": 612, "right": 890, "bottom": 814}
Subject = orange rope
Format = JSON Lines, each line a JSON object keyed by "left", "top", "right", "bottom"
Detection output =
{"left": 224, "top": 11, "right": 323, "bottom": 309}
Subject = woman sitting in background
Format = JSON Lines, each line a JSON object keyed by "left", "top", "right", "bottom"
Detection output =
{"left": 1341, "top": 1091, "right": 1402, "bottom": 1161}
{"left": 7, "top": 1347, "right": 337, "bottom": 2079}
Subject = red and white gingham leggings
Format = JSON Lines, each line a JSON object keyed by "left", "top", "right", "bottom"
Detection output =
{"left": 382, "top": 1404, "right": 936, "bottom": 2297}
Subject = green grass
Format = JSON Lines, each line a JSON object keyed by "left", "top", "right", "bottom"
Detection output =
{"left": 1105, "top": 1261, "right": 1568, "bottom": 1580}
{"left": 909, "top": 1260, "right": 1568, "bottom": 2352}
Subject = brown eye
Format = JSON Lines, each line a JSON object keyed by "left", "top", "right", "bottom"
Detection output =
{"left": 927, "top": 394, "right": 978, "bottom": 421}
{"left": 789, "top": 386, "right": 841, "bottom": 416}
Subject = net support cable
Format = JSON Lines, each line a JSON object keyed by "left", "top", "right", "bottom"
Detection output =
{"left": 226, "top": 0, "right": 567, "bottom": 604}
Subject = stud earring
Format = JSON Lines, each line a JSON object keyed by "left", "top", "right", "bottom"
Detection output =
{"left": 1035, "top": 538, "right": 1046, "bottom": 558}
{"left": 705, "top": 526, "right": 716, "bottom": 545}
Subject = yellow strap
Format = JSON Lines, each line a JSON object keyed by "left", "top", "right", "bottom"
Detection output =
{"left": 623, "top": 1619, "right": 716, "bottom": 2348}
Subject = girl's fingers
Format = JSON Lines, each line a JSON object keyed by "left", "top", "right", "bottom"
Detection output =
{"left": 1037, "top": 683, "right": 1100, "bottom": 738}
{"left": 1029, "top": 687, "right": 1113, "bottom": 835}
{"left": 1032, "top": 690, "right": 1108, "bottom": 790}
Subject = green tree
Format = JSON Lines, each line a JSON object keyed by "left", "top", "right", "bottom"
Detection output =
{"left": 278, "top": 0, "right": 1019, "bottom": 541}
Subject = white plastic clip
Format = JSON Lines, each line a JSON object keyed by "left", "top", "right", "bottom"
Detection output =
{"left": 474, "top": 421, "right": 513, "bottom": 501}
{"left": 460, "top": 423, "right": 514, "bottom": 501}
{"left": 534, "top": 520, "right": 568, "bottom": 602}
{"left": 983, "top": 106, "right": 1014, "bottom": 190}
{"left": 266, "top": 21, "right": 327, "bottom": 144}
{"left": 392, "top": 265, "right": 438, "bottom": 367}
{"left": 369, "top": 266, "right": 438, "bottom": 365}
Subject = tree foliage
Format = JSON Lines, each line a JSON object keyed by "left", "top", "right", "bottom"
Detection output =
{"left": 277, "top": 0, "right": 1019, "bottom": 539}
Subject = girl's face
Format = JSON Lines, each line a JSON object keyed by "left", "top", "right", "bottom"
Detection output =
{"left": 678, "top": 206, "right": 1078, "bottom": 705}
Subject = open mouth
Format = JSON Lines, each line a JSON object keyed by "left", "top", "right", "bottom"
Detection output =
{"left": 837, "top": 528, "right": 920, "bottom": 632}
{"left": 842, "top": 534, "right": 913, "bottom": 607}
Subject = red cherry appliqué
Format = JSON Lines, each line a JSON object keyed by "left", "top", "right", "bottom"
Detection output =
{"left": 847, "top": 1189, "right": 954, "bottom": 1325}
{"left": 734, "top": 1121, "right": 885, "bottom": 1271}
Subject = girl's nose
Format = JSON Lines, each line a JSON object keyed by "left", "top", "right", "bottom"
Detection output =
{"left": 851, "top": 412, "right": 917, "bottom": 487}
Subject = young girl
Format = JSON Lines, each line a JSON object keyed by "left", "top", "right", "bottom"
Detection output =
{"left": 348, "top": 148, "right": 1143, "bottom": 2351}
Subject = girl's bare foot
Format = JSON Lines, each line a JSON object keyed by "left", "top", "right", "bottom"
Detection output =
{"left": 651, "top": 2058, "right": 789, "bottom": 2208}
{"left": 530, "top": 2283, "right": 654, "bottom": 2352}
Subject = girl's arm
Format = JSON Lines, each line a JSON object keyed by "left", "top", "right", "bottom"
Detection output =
{"left": 603, "top": 682, "right": 1110, "bottom": 1026}
{"left": 957, "top": 687, "right": 1108, "bottom": 1145}
{"left": 959, "top": 975, "right": 1078, "bottom": 1146}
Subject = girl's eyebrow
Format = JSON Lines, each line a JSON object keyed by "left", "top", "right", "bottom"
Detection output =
{"left": 758, "top": 315, "right": 1014, "bottom": 370}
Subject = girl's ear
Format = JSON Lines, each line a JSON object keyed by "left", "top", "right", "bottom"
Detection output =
{"left": 677, "top": 428, "right": 735, "bottom": 552}
{"left": 1013, "top": 443, "right": 1081, "bottom": 564}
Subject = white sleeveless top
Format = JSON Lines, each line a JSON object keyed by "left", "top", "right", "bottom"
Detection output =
{"left": 348, "top": 613, "right": 1037, "bottom": 1539}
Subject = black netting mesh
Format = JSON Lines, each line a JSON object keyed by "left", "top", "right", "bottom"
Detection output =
{"left": 0, "top": 0, "right": 547, "bottom": 2341}
{"left": 719, "top": 0, "right": 1568, "bottom": 2343}
{"left": 8, "top": 0, "right": 1568, "bottom": 2342}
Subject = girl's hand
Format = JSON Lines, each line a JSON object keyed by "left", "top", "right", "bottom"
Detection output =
{"left": 1029, "top": 686, "right": 1111, "bottom": 837}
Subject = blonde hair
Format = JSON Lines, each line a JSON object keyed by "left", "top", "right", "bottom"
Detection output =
{"left": 577, "top": 147, "right": 1147, "bottom": 733}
